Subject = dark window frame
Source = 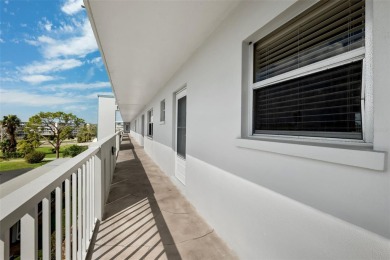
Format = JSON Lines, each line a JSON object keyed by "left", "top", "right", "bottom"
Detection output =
{"left": 147, "top": 109, "right": 153, "bottom": 137}
{"left": 160, "top": 99, "right": 166, "bottom": 123}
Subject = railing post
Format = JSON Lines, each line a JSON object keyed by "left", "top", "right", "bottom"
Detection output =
{"left": 0, "top": 228, "right": 10, "bottom": 260}
{"left": 21, "top": 206, "right": 38, "bottom": 259}
{"left": 93, "top": 149, "right": 104, "bottom": 221}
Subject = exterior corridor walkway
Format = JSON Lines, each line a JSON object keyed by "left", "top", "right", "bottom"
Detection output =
{"left": 88, "top": 135, "right": 237, "bottom": 259}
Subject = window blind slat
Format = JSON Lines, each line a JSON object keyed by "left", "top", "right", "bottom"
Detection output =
{"left": 256, "top": 6, "right": 364, "bottom": 61}
{"left": 255, "top": 19, "right": 364, "bottom": 70}
{"left": 254, "top": 0, "right": 365, "bottom": 83}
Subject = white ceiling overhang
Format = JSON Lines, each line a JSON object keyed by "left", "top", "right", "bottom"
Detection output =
{"left": 85, "top": 0, "right": 240, "bottom": 122}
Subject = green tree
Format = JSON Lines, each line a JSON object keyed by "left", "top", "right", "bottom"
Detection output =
{"left": 25, "top": 130, "right": 41, "bottom": 148}
{"left": 1, "top": 115, "right": 21, "bottom": 152}
{"left": 27, "top": 112, "right": 85, "bottom": 159}
{"left": 77, "top": 124, "right": 97, "bottom": 143}
{"left": 17, "top": 140, "right": 35, "bottom": 156}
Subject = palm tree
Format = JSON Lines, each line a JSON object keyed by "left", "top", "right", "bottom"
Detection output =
{"left": 1, "top": 115, "right": 21, "bottom": 152}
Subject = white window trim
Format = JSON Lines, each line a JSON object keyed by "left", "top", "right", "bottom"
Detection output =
{"left": 244, "top": 0, "right": 374, "bottom": 146}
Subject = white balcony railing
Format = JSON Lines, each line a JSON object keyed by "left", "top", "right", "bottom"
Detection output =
{"left": 0, "top": 132, "right": 122, "bottom": 259}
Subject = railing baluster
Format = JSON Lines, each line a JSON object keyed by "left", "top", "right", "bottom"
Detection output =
{"left": 0, "top": 228, "right": 10, "bottom": 260}
{"left": 42, "top": 194, "right": 51, "bottom": 260}
{"left": 82, "top": 163, "right": 87, "bottom": 257}
{"left": 65, "top": 178, "right": 71, "bottom": 259}
{"left": 91, "top": 157, "right": 95, "bottom": 232}
{"left": 21, "top": 206, "right": 38, "bottom": 259}
{"left": 0, "top": 133, "right": 120, "bottom": 260}
{"left": 77, "top": 168, "right": 82, "bottom": 260}
{"left": 86, "top": 160, "right": 90, "bottom": 245}
{"left": 55, "top": 186, "right": 62, "bottom": 260}
{"left": 72, "top": 172, "right": 77, "bottom": 260}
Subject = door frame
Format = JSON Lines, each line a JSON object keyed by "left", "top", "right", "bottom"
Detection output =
{"left": 174, "top": 87, "right": 187, "bottom": 185}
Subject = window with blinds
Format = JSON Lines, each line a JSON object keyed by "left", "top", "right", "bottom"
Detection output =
{"left": 147, "top": 109, "right": 153, "bottom": 137}
{"left": 252, "top": 0, "right": 365, "bottom": 139}
{"left": 253, "top": 0, "right": 365, "bottom": 82}
{"left": 254, "top": 61, "right": 362, "bottom": 139}
{"left": 160, "top": 99, "right": 166, "bottom": 122}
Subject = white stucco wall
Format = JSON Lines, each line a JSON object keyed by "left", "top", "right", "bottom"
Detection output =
{"left": 98, "top": 95, "right": 116, "bottom": 140}
{"left": 128, "top": 1, "right": 390, "bottom": 259}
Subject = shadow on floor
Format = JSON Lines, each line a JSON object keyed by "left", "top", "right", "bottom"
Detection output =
{"left": 88, "top": 135, "right": 181, "bottom": 259}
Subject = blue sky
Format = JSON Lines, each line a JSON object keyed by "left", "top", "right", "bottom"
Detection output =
{"left": 0, "top": 0, "right": 114, "bottom": 123}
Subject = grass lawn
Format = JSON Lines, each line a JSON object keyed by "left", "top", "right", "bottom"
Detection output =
{"left": 0, "top": 158, "right": 51, "bottom": 172}
{"left": 35, "top": 145, "right": 72, "bottom": 158}
{"left": 0, "top": 145, "right": 72, "bottom": 172}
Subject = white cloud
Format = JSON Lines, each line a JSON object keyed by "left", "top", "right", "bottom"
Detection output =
{"left": 21, "top": 75, "right": 58, "bottom": 84}
{"left": 88, "top": 57, "right": 103, "bottom": 70}
{"left": 42, "top": 81, "right": 111, "bottom": 91}
{"left": 61, "top": 0, "right": 83, "bottom": 15}
{"left": 38, "top": 35, "right": 56, "bottom": 44}
{"left": 41, "top": 20, "right": 98, "bottom": 58}
{"left": 4, "top": 0, "right": 9, "bottom": 4}
{"left": 58, "top": 22, "right": 75, "bottom": 33}
{"left": 0, "top": 76, "right": 15, "bottom": 82}
{"left": 44, "top": 22, "right": 52, "bottom": 32}
{"left": 0, "top": 89, "right": 77, "bottom": 106}
{"left": 24, "top": 39, "right": 39, "bottom": 46}
{"left": 20, "top": 23, "right": 27, "bottom": 27}
{"left": 20, "top": 58, "right": 83, "bottom": 74}
{"left": 89, "top": 57, "right": 102, "bottom": 64}
{"left": 0, "top": 38, "right": 4, "bottom": 43}
{"left": 38, "top": 18, "right": 53, "bottom": 32}
{"left": 63, "top": 105, "right": 88, "bottom": 111}
{"left": 85, "top": 67, "right": 95, "bottom": 81}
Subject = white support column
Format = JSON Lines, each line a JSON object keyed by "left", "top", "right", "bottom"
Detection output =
{"left": 21, "top": 206, "right": 38, "bottom": 259}
{"left": 55, "top": 186, "right": 62, "bottom": 260}
{"left": 65, "top": 179, "right": 71, "bottom": 260}
{"left": 42, "top": 194, "right": 51, "bottom": 260}
{"left": 77, "top": 168, "right": 82, "bottom": 260}
{"left": 72, "top": 172, "right": 77, "bottom": 260}
{"left": 0, "top": 229, "right": 10, "bottom": 260}
{"left": 82, "top": 164, "right": 87, "bottom": 257}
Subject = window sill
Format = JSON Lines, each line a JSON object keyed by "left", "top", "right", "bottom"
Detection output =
{"left": 235, "top": 138, "right": 386, "bottom": 171}
{"left": 160, "top": 121, "right": 165, "bottom": 125}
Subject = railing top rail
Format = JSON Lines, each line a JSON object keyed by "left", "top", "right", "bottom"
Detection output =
{"left": 0, "top": 132, "right": 120, "bottom": 233}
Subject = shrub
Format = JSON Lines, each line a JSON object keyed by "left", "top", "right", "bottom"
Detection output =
{"left": 25, "top": 151, "right": 46, "bottom": 163}
{"left": 17, "top": 140, "right": 35, "bottom": 156}
{"left": 2, "top": 151, "right": 23, "bottom": 159}
{"left": 63, "top": 145, "right": 88, "bottom": 158}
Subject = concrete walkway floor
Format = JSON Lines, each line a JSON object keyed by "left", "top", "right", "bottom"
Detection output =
{"left": 88, "top": 135, "right": 237, "bottom": 260}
